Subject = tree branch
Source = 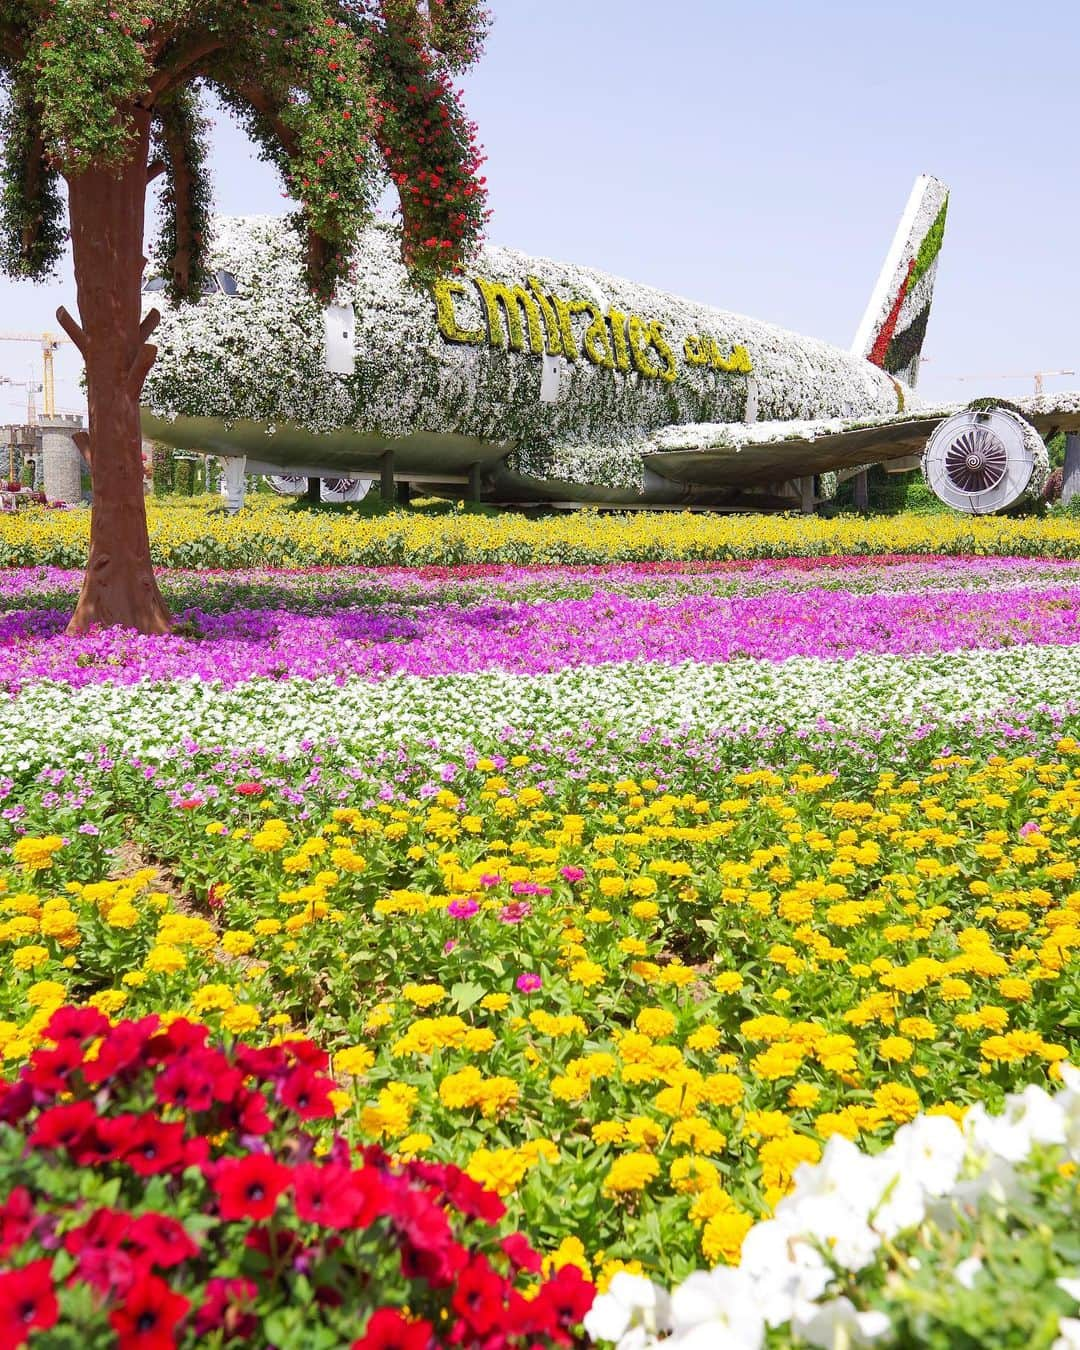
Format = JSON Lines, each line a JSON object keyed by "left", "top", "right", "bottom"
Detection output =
{"left": 147, "top": 37, "right": 227, "bottom": 101}
{"left": 72, "top": 430, "right": 91, "bottom": 466}
{"left": 55, "top": 306, "right": 87, "bottom": 357}
{"left": 140, "top": 308, "right": 161, "bottom": 344}
{"left": 147, "top": 158, "right": 166, "bottom": 182}
{"left": 127, "top": 342, "right": 158, "bottom": 394}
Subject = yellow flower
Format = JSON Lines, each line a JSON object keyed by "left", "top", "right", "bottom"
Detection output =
{"left": 877, "top": 1035, "right": 914, "bottom": 1063}
{"left": 701, "top": 1209, "right": 753, "bottom": 1265}
{"left": 143, "top": 944, "right": 187, "bottom": 974}
{"left": 602, "top": 1152, "right": 660, "bottom": 1196}
{"left": 467, "top": 1147, "right": 530, "bottom": 1197}
{"left": 402, "top": 983, "right": 447, "bottom": 1008}
{"left": 334, "top": 1045, "right": 376, "bottom": 1076}
{"left": 998, "top": 977, "right": 1033, "bottom": 1001}
{"left": 191, "top": 984, "right": 236, "bottom": 1014}
{"left": 787, "top": 1083, "right": 821, "bottom": 1109}
{"left": 635, "top": 1008, "right": 676, "bottom": 1039}
{"left": 480, "top": 993, "right": 511, "bottom": 1012}
{"left": 10, "top": 945, "right": 49, "bottom": 971}
{"left": 88, "top": 989, "right": 128, "bottom": 1015}
{"left": 12, "top": 836, "right": 64, "bottom": 870}
{"left": 221, "top": 1004, "right": 261, "bottom": 1034}
{"left": 568, "top": 960, "right": 604, "bottom": 988}
{"left": 24, "top": 980, "right": 66, "bottom": 1010}
{"left": 221, "top": 930, "right": 255, "bottom": 956}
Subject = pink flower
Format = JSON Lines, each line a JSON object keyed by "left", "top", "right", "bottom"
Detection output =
{"left": 515, "top": 974, "right": 541, "bottom": 994}
{"left": 498, "top": 902, "right": 531, "bottom": 925}
{"left": 478, "top": 873, "right": 502, "bottom": 888}
{"left": 444, "top": 940, "right": 457, "bottom": 954}
{"left": 560, "top": 867, "right": 586, "bottom": 883}
{"left": 447, "top": 898, "right": 478, "bottom": 919}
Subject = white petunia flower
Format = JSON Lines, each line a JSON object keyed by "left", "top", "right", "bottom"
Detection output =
{"left": 669, "top": 1268, "right": 765, "bottom": 1349}
{"left": 583, "top": 1273, "right": 671, "bottom": 1345}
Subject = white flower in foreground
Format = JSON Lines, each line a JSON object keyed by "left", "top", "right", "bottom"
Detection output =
{"left": 965, "top": 1086, "right": 1066, "bottom": 1163}
{"left": 792, "top": 1296, "right": 892, "bottom": 1349}
{"left": 1054, "top": 1318, "right": 1080, "bottom": 1350}
{"left": 582, "top": 1273, "right": 670, "bottom": 1347}
{"left": 1060, "top": 1278, "right": 1080, "bottom": 1303}
{"left": 738, "top": 1217, "right": 832, "bottom": 1326}
{"left": 886, "top": 1114, "right": 966, "bottom": 1196}
{"left": 953, "top": 1256, "right": 984, "bottom": 1289}
{"left": 669, "top": 1268, "right": 764, "bottom": 1349}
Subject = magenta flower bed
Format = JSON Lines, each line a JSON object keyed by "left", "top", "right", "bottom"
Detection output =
{"left": 0, "top": 566, "right": 1077, "bottom": 691}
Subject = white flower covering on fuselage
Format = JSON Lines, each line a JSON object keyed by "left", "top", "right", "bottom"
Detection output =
{"left": 144, "top": 217, "right": 904, "bottom": 491}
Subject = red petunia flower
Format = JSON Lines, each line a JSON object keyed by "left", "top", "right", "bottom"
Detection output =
{"left": 292, "top": 1162, "right": 378, "bottom": 1229}
{"left": 212, "top": 1153, "right": 292, "bottom": 1221}
{"left": 0, "top": 1259, "right": 58, "bottom": 1347}
{"left": 352, "top": 1307, "right": 434, "bottom": 1350}
{"left": 105, "top": 1113, "right": 188, "bottom": 1176}
{"left": 25, "top": 1037, "right": 86, "bottom": 1093}
{"left": 0, "top": 1188, "right": 36, "bottom": 1261}
{"left": 64, "top": 1208, "right": 139, "bottom": 1294}
{"left": 499, "top": 1232, "right": 542, "bottom": 1274}
{"left": 145, "top": 1017, "right": 208, "bottom": 1062}
{"left": 127, "top": 1213, "right": 200, "bottom": 1269}
{"left": 154, "top": 1055, "right": 221, "bottom": 1113}
{"left": 278, "top": 1065, "right": 335, "bottom": 1121}
{"left": 43, "top": 1004, "right": 110, "bottom": 1045}
{"left": 193, "top": 1276, "right": 257, "bottom": 1340}
{"left": 28, "top": 1099, "right": 97, "bottom": 1154}
{"left": 84, "top": 1016, "right": 160, "bottom": 1086}
{"left": 109, "top": 1273, "right": 190, "bottom": 1349}
{"left": 450, "top": 1257, "right": 505, "bottom": 1335}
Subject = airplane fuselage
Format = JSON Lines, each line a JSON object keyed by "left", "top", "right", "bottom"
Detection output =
{"left": 143, "top": 217, "right": 912, "bottom": 505}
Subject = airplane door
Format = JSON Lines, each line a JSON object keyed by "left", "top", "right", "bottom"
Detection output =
{"left": 323, "top": 303, "right": 356, "bottom": 375}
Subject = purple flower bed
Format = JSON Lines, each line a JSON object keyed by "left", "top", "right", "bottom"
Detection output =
{"left": 0, "top": 575, "right": 1078, "bottom": 692}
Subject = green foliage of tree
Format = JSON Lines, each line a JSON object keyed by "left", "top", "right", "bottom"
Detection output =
{"left": 0, "top": 0, "right": 491, "bottom": 632}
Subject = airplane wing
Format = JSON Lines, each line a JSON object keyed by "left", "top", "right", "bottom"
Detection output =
{"left": 645, "top": 393, "right": 1080, "bottom": 488}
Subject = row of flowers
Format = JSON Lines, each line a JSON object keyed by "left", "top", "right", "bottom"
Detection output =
{"left": 5, "top": 577, "right": 1080, "bottom": 690}
{"left": 2, "top": 636, "right": 1080, "bottom": 780}
{"left": 10, "top": 498, "right": 1080, "bottom": 567}
{"left": 3, "top": 738, "right": 1079, "bottom": 1281}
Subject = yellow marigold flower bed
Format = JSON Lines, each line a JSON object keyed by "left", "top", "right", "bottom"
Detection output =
{"left": 8, "top": 495, "right": 1080, "bottom": 566}
{"left": 3, "top": 749, "right": 1080, "bottom": 1280}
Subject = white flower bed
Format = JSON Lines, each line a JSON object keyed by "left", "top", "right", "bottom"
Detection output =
{"left": 585, "top": 1069, "right": 1080, "bottom": 1350}
{"left": 1, "top": 641, "right": 1079, "bottom": 775}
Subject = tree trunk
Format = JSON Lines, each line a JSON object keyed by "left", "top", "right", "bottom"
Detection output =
{"left": 64, "top": 111, "right": 172, "bottom": 635}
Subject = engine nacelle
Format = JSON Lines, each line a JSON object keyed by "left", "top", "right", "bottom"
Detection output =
{"left": 922, "top": 406, "right": 1049, "bottom": 514}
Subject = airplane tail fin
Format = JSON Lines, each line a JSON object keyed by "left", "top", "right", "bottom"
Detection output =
{"left": 851, "top": 174, "right": 949, "bottom": 389}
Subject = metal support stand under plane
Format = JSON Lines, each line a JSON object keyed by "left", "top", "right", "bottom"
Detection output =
{"left": 1063, "top": 434, "right": 1080, "bottom": 506}
{"left": 380, "top": 450, "right": 395, "bottom": 503}
{"left": 220, "top": 455, "right": 247, "bottom": 514}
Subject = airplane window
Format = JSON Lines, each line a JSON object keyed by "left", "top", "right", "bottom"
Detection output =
{"left": 142, "top": 276, "right": 167, "bottom": 293}
{"left": 217, "top": 271, "right": 238, "bottom": 296}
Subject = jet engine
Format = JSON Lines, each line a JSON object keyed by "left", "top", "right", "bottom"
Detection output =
{"left": 921, "top": 405, "right": 1049, "bottom": 514}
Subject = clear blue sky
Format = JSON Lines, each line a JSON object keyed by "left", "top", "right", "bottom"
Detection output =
{"left": 1, "top": 0, "right": 1077, "bottom": 421}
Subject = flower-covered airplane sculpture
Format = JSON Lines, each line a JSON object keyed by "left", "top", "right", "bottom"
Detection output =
{"left": 143, "top": 175, "right": 1080, "bottom": 513}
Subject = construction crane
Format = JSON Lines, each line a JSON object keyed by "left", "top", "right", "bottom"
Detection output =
{"left": 0, "top": 375, "right": 41, "bottom": 426}
{"left": 949, "top": 369, "right": 1076, "bottom": 397}
{"left": 0, "top": 332, "right": 75, "bottom": 417}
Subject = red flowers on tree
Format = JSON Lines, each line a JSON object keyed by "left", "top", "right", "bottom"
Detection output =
{"left": 0, "top": 1006, "right": 592, "bottom": 1346}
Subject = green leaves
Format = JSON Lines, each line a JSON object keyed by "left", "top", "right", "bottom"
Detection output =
{"left": 0, "top": 1, "right": 489, "bottom": 295}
